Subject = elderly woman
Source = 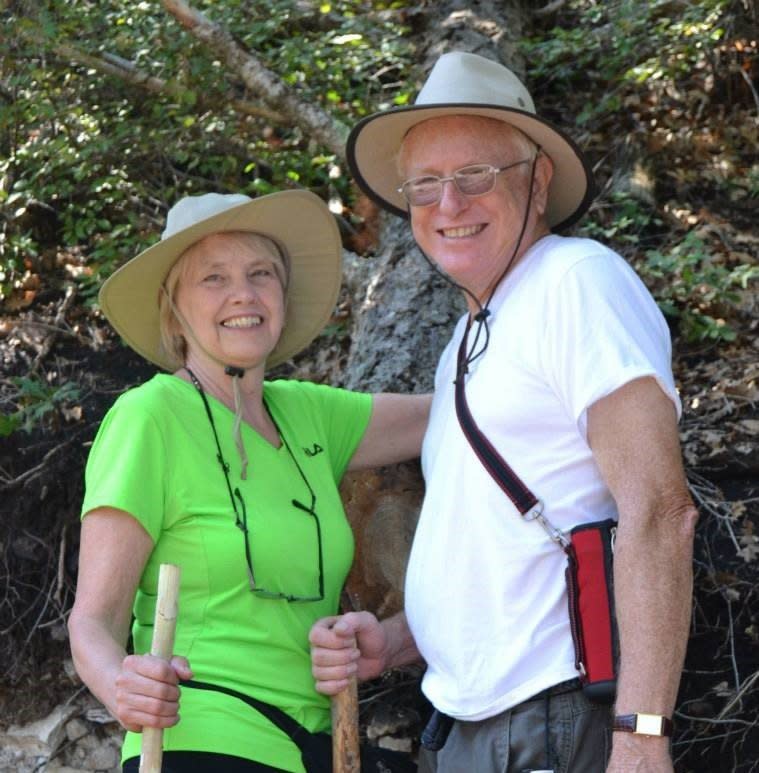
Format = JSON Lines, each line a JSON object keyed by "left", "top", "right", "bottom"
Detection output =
{"left": 67, "top": 190, "right": 427, "bottom": 772}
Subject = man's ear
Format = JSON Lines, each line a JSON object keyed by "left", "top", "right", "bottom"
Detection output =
{"left": 533, "top": 152, "right": 554, "bottom": 216}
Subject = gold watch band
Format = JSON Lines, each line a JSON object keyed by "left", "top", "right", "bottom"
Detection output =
{"left": 612, "top": 713, "right": 673, "bottom": 737}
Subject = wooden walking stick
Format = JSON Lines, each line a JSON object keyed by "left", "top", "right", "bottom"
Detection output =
{"left": 331, "top": 670, "right": 360, "bottom": 773}
{"left": 139, "top": 563, "right": 181, "bottom": 773}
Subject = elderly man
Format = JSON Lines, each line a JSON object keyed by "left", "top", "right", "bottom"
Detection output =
{"left": 310, "top": 52, "right": 697, "bottom": 772}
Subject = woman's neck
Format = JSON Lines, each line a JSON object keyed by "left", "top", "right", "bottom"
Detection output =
{"left": 176, "top": 356, "right": 279, "bottom": 446}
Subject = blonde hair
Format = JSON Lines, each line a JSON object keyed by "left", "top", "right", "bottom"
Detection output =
{"left": 157, "top": 231, "right": 289, "bottom": 370}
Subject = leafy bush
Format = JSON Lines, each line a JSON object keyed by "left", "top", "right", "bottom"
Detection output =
{"left": 523, "top": 0, "right": 755, "bottom": 343}
{"left": 521, "top": 0, "right": 731, "bottom": 125}
{"left": 0, "top": 377, "right": 81, "bottom": 437}
{"left": 637, "top": 232, "right": 758, "bottom": 343}
{"left": 0, "top": 1, "right": 414, "bottom": 302}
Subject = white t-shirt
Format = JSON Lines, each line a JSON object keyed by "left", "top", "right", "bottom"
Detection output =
{"left": 404, "top": 234, "right": 680, "bottom": 721}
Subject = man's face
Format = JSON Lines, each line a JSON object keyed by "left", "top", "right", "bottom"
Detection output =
{"left": 399, "top": 116, "right": 552, "bottom": 307}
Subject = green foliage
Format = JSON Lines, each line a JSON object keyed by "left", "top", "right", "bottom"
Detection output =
{"left": 521, "top": 0, "right": 730, "bottom": 125}
{"left": 0, "top": 1, "right": 414, "bottom": 302}
{"left": 579, "top": 192, "right": 660, "bottom": 244}
{"left": 579, "top": 192, "right": 757, "bottom": 344}
{"left": 0, "top": 377, "right": 81, "bottom": 437}
{"left": 523, "top": 0, "right": 754, "bottom": 343}
{"left": 637, "top": 232, "right": 758, "bottom": 343}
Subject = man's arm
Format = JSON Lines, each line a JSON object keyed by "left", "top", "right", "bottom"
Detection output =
{"left": 587, "top": 376, "right": 698, "bottom": 772}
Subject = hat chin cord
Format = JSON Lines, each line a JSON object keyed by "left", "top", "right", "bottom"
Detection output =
{"left": 162, "top": 287, "right": 251, "bottom": 479}
{"left": 416, "top": 150, "right": 540, "bottom": 373}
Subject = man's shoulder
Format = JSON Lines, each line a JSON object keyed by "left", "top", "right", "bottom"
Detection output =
{"left": 528, "top": 235, "right": 638, "bottom": 289}
{"left": 535, "top": 234, "right": 619, "bottom": 270}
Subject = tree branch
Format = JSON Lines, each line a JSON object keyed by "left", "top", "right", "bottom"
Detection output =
{"left": 162, "top": 0, "right": 349, "bottom": 159}
{"left": 534, "top": 0, "right": 567, "bottom": 17}
{"left": 51, "top": 42, "right": 285, "bottom": 123}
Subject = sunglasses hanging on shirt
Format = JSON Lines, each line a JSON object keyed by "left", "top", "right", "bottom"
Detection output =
{"left": 186, "top": 367, "right": 325, "bottom": 602}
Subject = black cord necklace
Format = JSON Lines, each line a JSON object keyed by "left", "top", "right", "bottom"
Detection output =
{"left": 184, "top": 368, "right": 324, "bottom": 601}
{"left": 419, "top": 148, "right": 541, "bottom": 382}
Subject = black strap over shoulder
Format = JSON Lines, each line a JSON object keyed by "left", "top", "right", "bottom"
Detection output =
{"left": 454, "top": 323, "right": 539, "bottom": 515}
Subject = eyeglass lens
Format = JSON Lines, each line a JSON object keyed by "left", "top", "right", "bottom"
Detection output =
{"left": 400, "top": 159, "right": 532, "bottom": 208}
{"left": 403, "top": 164, "right": 497, "bottom": 207}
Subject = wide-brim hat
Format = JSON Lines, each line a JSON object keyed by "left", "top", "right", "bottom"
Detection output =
{"left": 347, "top": 51, "right": 595, "bottom": 231}
{"left": 99, "top": 189, "right": 342, "bottom": 371}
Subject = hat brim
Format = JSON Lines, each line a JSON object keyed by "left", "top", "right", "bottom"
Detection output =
{"left": 99, "top": 189, "right": 342, "bottom": 371}
{"left": 347, "top": 104, "right": 595, "bottom": 231}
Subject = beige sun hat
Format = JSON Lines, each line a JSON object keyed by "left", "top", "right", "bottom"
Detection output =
{"left": 98, "top": 189, "right": 342, "bottom": 371}
{"left": 347, "top": 51, "right": 595, "bottom": 231}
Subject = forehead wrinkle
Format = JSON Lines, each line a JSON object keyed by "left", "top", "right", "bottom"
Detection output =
{"left": 178, "top": 232, "right": 287, "bottom": 282}
{"left": 400, "top": 115, "right": 532, "bottom": 176}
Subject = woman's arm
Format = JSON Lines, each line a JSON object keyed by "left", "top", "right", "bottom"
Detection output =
{"left": 68, "top": 507, "right": 192, "bottom": 731}
{"left": 348, "top": 393, "right": 432, "bottom": 471}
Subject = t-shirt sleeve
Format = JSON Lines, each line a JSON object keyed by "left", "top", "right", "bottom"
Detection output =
{"left": 299, "top": 382, "right": 373, "bottom": 482}
{"left": 80, "top": 391, "right": 168, "bottom": 543}
{"left": 541, "top": 252, "right": 681, "bottom": 437}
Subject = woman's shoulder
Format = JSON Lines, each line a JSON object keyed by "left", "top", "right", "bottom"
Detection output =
{"left": 264, "top": 378, "right": 370, "bottom": 419}
{"left": 264, "top": 378, "right": 342, "bottom": 403}
{"left": 108, "top": 373, "right": 191, "bottom": 416}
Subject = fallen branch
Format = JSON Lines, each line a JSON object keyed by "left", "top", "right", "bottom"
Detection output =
{"left": 31, "top": 283, "right": 77, "bottom": 373}
{"left": 162, "top": 0, "right": 349, "bottom": 159}
{"left": 41, "top": 38, "right": 285, "bottom": 122}
{"left": 534, "top": 0, "right": 567, "bottom": 17}
{"left": 738, "top": 65, "right": 759, "bottom": 115}
{"left": 0, "top": 431, "right": 84, "bottom": 492}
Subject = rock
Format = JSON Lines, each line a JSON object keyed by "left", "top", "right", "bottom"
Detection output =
{"left": 0, "top": 704, "right": 76, "bottom": 757}
{"left": 378, "top": 736, "right": 413, "bottom": 753}
{"left": 65, "top": 717, "right": 89, "bottom": 743}
{"left": 63, "top": 658, "right": 80, "bottom": 683}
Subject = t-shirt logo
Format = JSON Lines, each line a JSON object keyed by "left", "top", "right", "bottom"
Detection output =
{"left": 303, "top": 443, "right": 324, "bottom": 457}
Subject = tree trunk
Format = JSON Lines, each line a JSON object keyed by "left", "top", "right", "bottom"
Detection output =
{"left": 340, "top": 0, "right": 530, "bottom": 616}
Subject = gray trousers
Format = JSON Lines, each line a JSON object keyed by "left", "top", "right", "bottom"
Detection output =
{"left": 418, "top": 680, "right": 611, "bottom": 773}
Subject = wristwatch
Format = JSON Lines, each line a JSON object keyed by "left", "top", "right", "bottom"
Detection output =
{"left": 612, "top": 713, "right": 673, "bottom": 737}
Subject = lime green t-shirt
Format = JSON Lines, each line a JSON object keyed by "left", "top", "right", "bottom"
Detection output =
{"left": 81, "top": 374, "right": 373, "bottom": 771}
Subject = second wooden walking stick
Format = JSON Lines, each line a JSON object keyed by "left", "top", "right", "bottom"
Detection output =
{"left": 139, "top": 563, "right": 181, "bottom": 773}
{"left": 331, "top": 640, "right": 361, "bottom": 773}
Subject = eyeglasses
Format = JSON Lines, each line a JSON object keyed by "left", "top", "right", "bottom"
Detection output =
{"left": 398, "top": 160, "right": 533, "bottom": 208}
{"left": 234, "top": 485, "right": 325, "bottom": 603}
{"left": 187, "top": 367, "right": 325, "bottom": 603}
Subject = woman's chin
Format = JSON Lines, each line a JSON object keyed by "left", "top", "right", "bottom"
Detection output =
{"left": 185, "top": 349, "right": 270, "bottom": 375}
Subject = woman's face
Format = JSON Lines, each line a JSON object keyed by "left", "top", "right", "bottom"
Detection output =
{"left": 173, "top": 232, "right": 287, "bottom": 371}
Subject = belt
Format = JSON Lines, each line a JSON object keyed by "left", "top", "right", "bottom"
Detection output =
{"left": 421, "top": 678, "right": 582, "bottom": 752}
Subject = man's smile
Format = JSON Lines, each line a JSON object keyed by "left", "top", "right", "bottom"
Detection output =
{"left": 439, "top": 224, "right": 487, "bottom": 238}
